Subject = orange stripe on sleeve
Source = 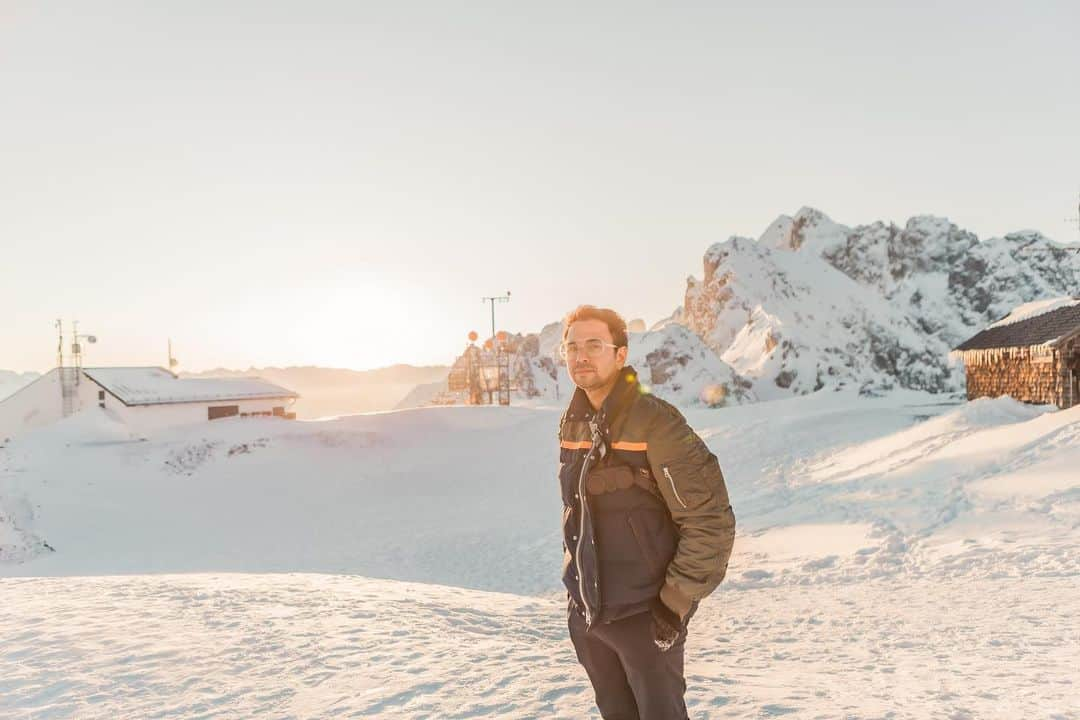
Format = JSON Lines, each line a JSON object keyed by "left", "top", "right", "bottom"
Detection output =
{"left": 560, "top": 440, "right": 592, "bottom": 450}
{"left": 611, "top": 441, "right": 647, "bottom": 452}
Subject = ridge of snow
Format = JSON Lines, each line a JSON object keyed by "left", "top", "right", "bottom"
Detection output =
{"left": 757, "top": 206, "right": 850, "bottom": 254}
{"left": 986, "top": 295, "right": 1080, "bottom": 329}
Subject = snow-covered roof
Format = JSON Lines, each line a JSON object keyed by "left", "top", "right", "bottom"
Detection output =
{"left": 952, "top": 297, "right": 1080, "bottom": 356}
{"left": 986, "top": 297, "right": 1080, "bottom": 330}
{"left": 81, "top": 367, "right": 299, "bottom": 407}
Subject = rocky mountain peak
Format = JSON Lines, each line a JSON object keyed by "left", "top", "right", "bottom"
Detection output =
{"left": 682, "top": 208, "right": 1080, "bottom": 398}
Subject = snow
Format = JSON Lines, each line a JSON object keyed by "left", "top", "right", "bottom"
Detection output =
{"left": 688, "top": 235, "right": 946, "bottom": 398}
{"left": 537, "top": 320, "right": 564, "bottom": 358}
{"left": 626, "top": 324, "right": 754, "bottom": 407}
{"left": 82, "top": 367, "right": 299, "bottom": 406}
{"left": 0, "top": 370, "right": 39, "bottom": 402}
{"left": 757, "top": 206, "right": 850, "bottom": 255}
{"left": 3, "top": 573, "right": 1075, "bottom": 719}
{"left": 1, "top": 391, "right": 1078, "bottom": 717}
{"left": 394, "top": 378, "right": 449, "bottom": 409}
{"left": 803, "top": 395, "right": 1053, "bottom": 485}
{"left": 968, "top": 451, "right": 1079, "bottom": 501}
{"left": 986, "top": 295, "right": 1080, "bottom": 329}
{"left": 736, "top": 522, "right": 874, "bottom": 564}
{"left": 35, "top": 404, "right": 143, "bottom": 445}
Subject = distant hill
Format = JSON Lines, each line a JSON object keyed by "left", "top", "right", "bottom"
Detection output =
{"left": 180, "top": 365, "right": 449, "bottom": 418}
{"left": 394, "top": 379, "right": 449, "bottom": 410}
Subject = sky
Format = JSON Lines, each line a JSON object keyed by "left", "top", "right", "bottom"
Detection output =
{"left": 2, "top": 0, "right": 1078, "bottom": 374}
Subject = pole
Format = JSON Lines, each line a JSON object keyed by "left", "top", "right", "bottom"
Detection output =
{"left": 55, "top": 319, "right": 63, "bottom": 369}
{"left": 481, "top": 292, "right": 511, "bottom": 405}
{"left": 1067, "top": 192, "right": 1080, "bottom": 245}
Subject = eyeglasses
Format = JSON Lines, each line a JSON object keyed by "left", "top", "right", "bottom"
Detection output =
{"left": 558, "top": 339, "right": 620, "bottom": 359}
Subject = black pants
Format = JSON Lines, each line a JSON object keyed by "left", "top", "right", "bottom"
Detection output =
{"left": 568, "top": 599, "right": 700, "bottom": 720}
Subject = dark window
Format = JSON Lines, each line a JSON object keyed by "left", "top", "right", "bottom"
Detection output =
{"left": 98, "top": 390, "right": 105, "bottom": 400}
{"left": 272, "top": 406, "right": 284, "bottom": 416}
{"left": 208, "top": 405, "right": 239, "bottom": 420}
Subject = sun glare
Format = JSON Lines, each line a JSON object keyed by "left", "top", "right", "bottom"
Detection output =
{"left": 300, "top": 280, "right": 426, "bottom": 369}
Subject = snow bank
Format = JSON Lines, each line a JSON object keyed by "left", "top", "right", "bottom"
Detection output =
{"left": 23, "top": 404, "right": 142, "bottom": 446}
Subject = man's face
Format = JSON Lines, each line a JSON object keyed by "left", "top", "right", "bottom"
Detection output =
{"left": 565, "top": 319, "right": 627, "bottom": 391}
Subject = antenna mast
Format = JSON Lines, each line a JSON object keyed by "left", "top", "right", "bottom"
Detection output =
{"left": 1066, "top": 191, "right": 1080, "bottom": 246}
{"left": 481, "top": 292, "right": 512, "bottom": 345}
{"left": 70, "top": 321, "right": 98, "bottom": 384}
{"left": 55, "top": 319, "right": 64, "bottom": 369}
{"left": 481, "top": 292, "right": 512, "bottom": 406}
{"left": 72, "top": 320, "right": 81, "bottom": 375}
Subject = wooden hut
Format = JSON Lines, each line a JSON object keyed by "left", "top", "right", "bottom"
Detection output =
{"left": 951, "top": 297, "right": 1080, "bottom": 409}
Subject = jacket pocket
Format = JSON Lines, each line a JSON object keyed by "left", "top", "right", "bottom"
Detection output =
{"left": 661, "top": 460, "right": 720, "bottom": 510}
{"left": 660, "top": 464, "right": 689, "bottom": 509}
{"left": 585, "top": 464, "right": 636, "bottom": 495}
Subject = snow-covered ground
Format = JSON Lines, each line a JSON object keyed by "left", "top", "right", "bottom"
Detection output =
{"left": 2, "top": 390, "right": 1078, "bottom": 718}
{"left": 3, "top": 573, "right": 1075, "bottom": 719}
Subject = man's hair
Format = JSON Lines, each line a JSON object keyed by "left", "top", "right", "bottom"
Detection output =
{"left": 561, "top": 305, "right": 628, "bottom": 348}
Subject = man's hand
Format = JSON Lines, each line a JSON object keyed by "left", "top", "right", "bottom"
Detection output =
{"left": 648, "top": 595, "right": 682, "bottom": 652}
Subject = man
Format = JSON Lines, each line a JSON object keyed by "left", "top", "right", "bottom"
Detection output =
{"left": 558, "top": 305, "right": 736, "bottom": 719}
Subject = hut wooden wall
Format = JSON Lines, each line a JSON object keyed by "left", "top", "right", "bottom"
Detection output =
{"left": 1059, "top": 336, "right": 1079, "bottom": 409}
{"left": 964, "top": 354, "right": 1059, "bottom": 406}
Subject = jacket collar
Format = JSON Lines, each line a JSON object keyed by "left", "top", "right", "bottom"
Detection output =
{"left": 566, "top": 365, "right": 642, "bottom": 429}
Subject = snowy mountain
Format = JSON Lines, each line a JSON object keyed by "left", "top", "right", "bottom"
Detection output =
{"left": 627, "top": 323, "right": 754, "bottom": 406}
{"left": 683, "top": 207, "right": 1080, "bottom": 398}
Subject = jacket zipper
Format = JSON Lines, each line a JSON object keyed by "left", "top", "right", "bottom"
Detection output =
{"left": 575, "top": 431, "right": 598, "bottom": 627}
{"left": 663, "top": 466, "right": 687, "bottom": 509}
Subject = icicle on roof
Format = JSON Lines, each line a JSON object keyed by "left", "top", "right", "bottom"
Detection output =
{"left": 952, "top": 299, "right": 1080, "bottom": 363}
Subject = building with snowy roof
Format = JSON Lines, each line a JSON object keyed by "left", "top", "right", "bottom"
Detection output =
{"left": 951, "top": 297, "right": 1080, "bottom": 409}
{"left": 0, "top": 366, "right": 299, "bottom": 442}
